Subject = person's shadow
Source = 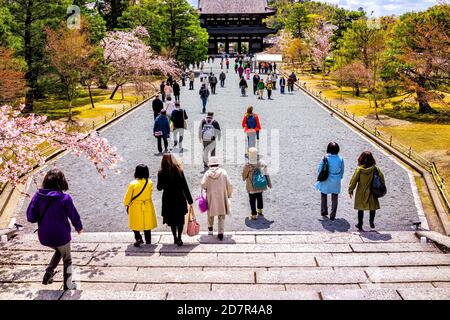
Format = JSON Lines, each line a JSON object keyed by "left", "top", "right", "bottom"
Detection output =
{"left": 245, "top": 216, "right": 274, "bottom": 230}
{"left": 319, "top": 218, "right": 351, "bottom": 233}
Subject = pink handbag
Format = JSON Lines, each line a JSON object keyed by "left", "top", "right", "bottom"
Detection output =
{"left": 187, "top": 206, "right": 200, "bottom": 237}
{"left": 196, "top": 190, "right": 208, "bottom": 213}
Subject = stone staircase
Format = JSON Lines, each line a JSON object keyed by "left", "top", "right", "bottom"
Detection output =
{"left": 1, "top": 231, "right": 449, "bottom": 300}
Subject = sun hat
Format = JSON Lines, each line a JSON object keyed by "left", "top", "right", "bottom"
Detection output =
{"left": 248, "top": 148, "right": 258, "bottom": 165}
{"left": 208, "top": 156, "right": 221, "bottom": 167}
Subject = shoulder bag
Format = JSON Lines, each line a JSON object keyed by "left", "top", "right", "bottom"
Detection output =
{"left": 317, "top": 156, "right": 329, "bottom": 182}
{"left": 126, "top": 179, "right": 149, "bottom": 214}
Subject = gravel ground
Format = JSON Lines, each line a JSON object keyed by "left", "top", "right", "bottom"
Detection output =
{"left": 17, "top": 61, "right": 421, "bottom": 233}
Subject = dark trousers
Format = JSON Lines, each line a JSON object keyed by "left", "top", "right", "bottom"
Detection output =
{"left": 211, "top": 84, "right": 216, "bottom": 94}
{"left": 288, "top": 84, "right": 294, "bottom": 93}
{"left": 157, "top": 136, "right": 168, "bottom": 153}
{"left": 220, "top": 80, "right": 225, "bottom": 87}
{"left": 174, "top": 94, "right": 180, "bottom": 102}
{"left": 153, "top": 112, "right": 159, "bottom": 120}
{"left": 249, "top": 193, "right": 263, "bottom": 215}
{"left": 189, "top": 81, "right": 194, "bottom": 90}
{"left": 280, "top": 85, "right": 285, "bottom": 94}
{"left": 46, "top": 242, "right": 74, "bottom": 290}
{"left": 253, "top": 84, "right": 258, "bottom": 95}
{"left": 358, "top": 210, "right": 376, "bottom": 227}
{"left": 170, "top": 224, "right": 184, "bottom": 241}
{"left": 267, "top": 90, "right": 272, "bottom": 99}
{"left": 161, "top": 93, "right": 166, "bottom": 102}
{"left": 181, "top": 78, "right": 186, "bottom": 86}
{"left": 321, "top": 193, "right": 338, "bottom": 219}
{"left": 133, "top": 230, "right": 152, "bottom": 244}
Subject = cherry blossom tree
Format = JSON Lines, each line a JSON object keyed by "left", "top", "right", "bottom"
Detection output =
{"left": 0, "top": 104, "right": 122, "bottom": 187}
{"left": 101, "top": 27, "right": 179, "bottom": 99}
{"left": 306, "top": 22, "right": 336, "bottom": 80}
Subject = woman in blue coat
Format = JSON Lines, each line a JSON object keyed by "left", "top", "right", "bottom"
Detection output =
{"left": 153, "top": 110, "right": 171, "bottom": 154}
{"left": 315, "top": 142, "right": 345, "bottom": 220}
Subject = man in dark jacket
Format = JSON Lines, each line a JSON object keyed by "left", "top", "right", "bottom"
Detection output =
{"left": 219, "top": 72, "right": 226, "bottom": 88}
{"left": 210, "top": 73, "right": 218, "bottom": 94}
{"left": 253, "top": 73, "right": 260, "bottom": 95}
{"left": 199, "top": 112, "right": 221, "bottom": 170}
{"left": 152, "top": 96, "right": 164, "bottom": 119}
{"left": 167, "top": 74, "right": 174, "bottom": 86}
{"left": 170, "top": 103, "right": 188, "bottom": 150}
{"left": 160, "top": 81, "right": 166, "bottom": 102}
{"left": 173, "top": 81, "right": 181, "bottom": 103}
{"left": 153, "top": 110, "right": 171, "bottom": 154}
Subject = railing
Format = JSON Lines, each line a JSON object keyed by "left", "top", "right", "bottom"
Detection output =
{"left": 283, "top": 69, "right": 450, "bottom": 216}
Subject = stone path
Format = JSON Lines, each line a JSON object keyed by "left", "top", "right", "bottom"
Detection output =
{"left": 17, "top": 61, "right": 420, "bottom": 232}
{"left": 1, "top": 231, "right": 449, "bottom": 300}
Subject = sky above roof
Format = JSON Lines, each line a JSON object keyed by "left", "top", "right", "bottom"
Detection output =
{"left": 188, "top": 0, "right": 438, "bottom": 17}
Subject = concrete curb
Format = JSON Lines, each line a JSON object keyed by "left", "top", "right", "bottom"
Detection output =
{"left": 416, "top": 230, "right": 450, "bottom": 252}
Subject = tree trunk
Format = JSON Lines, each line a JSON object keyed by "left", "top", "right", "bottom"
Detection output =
{"left": 110, "top": 84, "right": 120, "bottom": 99}
{"left": 374, "top": 97, "right": 380, "bottom": 121}
{"left": 88, "top": 84, "right": 95, "bottom": 109}
{"left": 121, "top": 85, "right": 124, "bottom": 101}
{"left": 355, "top": 85, "right": 360, "bottom": 97}
{"left": 24, "top": 0, "right": 34, "bottom": 112}
{"left": 417, "top": 90, "right": 435, "bottom": 113}
{"left": 68, "top": 100, "right": 72, "bottom": 121}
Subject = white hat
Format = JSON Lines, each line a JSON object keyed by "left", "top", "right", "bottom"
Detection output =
{"left": 208, "top": 156, "right": 221, "bottom": 167}
{"left": 248, "top": 148, "right": 258, "bottom": 165}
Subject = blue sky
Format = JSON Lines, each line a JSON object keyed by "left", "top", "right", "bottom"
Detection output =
{"left": 188, "top": 0, "right": 438, "bottom": 16}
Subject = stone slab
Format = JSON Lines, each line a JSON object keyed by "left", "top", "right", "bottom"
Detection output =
{"left": 135, "top": 283, "right": 211, "bottom": 292}
{"left": 0, "top": 241, "right": 99, "bottom": 252}
{"left": 0, "top": 289, "right": 63, "bottom": 300}
{"left": 158, "top": 235, "right": 256, "bottom": 244}
{"left": 350, "top": 243, "right": 439, "bottom": 253}
{"left": 0, "top": 251, "right": 92, "bottom": 266}
{"left": 432, "top": 282, "right": 450, "bottom": 288}
{"left": 256, "top": 233, "right": 363, "bottom": 244}
{"left": 398, "top": 288, "right": 450, "bottom": 300}
{"left": 366, "top": 266, "right": 450, "bottom": 283}
{"left": 285, "top": 284, "right": 360, "bottom": 291}
{"left": 359, "top": 282, "right": 435, "bottom": 289}
{"left": 321, "top": 289, "right": 401, "bottom": 300}
{"left": 61, "top": 290, "right": 166, "bottom": 300}
{"left": 211, "top": 284, "right": 286, "bottom": 291}
{"left": 358, "top": 232, "right": 419, "bottom": 243}
{"left": 256, "top": 269, "right": 369, "bottom": 284}
{"left": 167, "top": 290, "right": 319, "bottom": 300}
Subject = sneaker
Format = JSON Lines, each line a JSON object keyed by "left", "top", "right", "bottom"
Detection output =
{"left": 42, "top": 271, "right": 56, "bottom": 285}
{"left": 218, "top": 234, "right": 224, "bottom": 241}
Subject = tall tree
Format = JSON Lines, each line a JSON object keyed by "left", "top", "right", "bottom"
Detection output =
{"left": 0, "top": 47, "right": 26, "bottom": 104}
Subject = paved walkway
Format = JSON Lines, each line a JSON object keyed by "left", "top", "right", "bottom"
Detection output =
{"left": 1, "top": 231, "right": 449, "bottom": 300}
{"left": 17, "top": 61, "right": 420, "bottom": 232}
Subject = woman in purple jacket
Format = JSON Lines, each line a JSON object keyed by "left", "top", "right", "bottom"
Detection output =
{"left": 26, "top": 169, "right": 83, "bottom": 290}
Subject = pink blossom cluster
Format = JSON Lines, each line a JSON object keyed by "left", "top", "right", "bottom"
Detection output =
{"left": 0, "top": 105, "right": 122, "bottom": 186}
{"left": 306, "top": 23, "right": 336, "bottom": 69}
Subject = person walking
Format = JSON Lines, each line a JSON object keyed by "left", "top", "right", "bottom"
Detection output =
{"left": 287, "top": 76, "right": 295, "bottom": 93}
{"left": 210, "top": 73, "right": 218, "bottom": 95}
{"left": 173, "top": 80, "right": 181, "bottom": 103}
{"left": 199, "top": 84, "right": 210, "bottom": 114}
{"left": 152, "top": 95, "right": 164, "bottom": 120}
{"left": 181, "top": 71, "right": 186, "bottom": 87}
{"left": 257, "top": 79, "right": 265, "bottom": 100}
{"left": 164, "top": 96, "right": 175, "bottom": 117}
{"left": 124, "top": 165, "right": 158, "bottom": 248}
{"left": 157, "top": 154, "right": 194, "bottom": 246}
{"left": 220, "top": 60, "right": 224, "bottom": 70}
{"left": 349, "top": 151, "right": 385, "bottom": 230}
{"left": 164, "top": 83, "right": 173, "bottom": 101}
{"left": 266, "top": 79, "right": 273, "bottom": 100}
{"left": 201, "top": 157, "right": 233, "bottom": 240}
{"left": 234, "top": 61, "right": 239, "bottom": 74}
{"left": 315, "top": 142, "right": 345, "bottom": 220}
{"left": 219, "top": 71, "right": 226, "bottom": 88}
{"left": 153, "top": 110, "right": 170, "bottom": 154}
{"left": 170, "top": 102, "right": 188, "bottom": 151}
{"left": 238, "top": 65, "right": 244, "bottom": 78}
{"left": 245, "top": 66, "right": 251, "bottom": 80}
{"left": 253, "top": 73, "right": 260, "bottom": 95}
{"left": 242, "top": 148, "right": 272, "bottom": 220}
{"left": 279, "top": 76, "right": 286, "bottom": 95}
{"left": 200, "top": 61, "right": 204, "bottom": 72}
{"left": 26, "top": 169, "right": 82, "bottom": 291}
{"left": 189, "top": 71, "right": 195, "bottom": 90}
{"left": 160, "top": 81, "right": 166, "bottom": 102}
{"left": 242, "top": 106, "right": 262, "bottom": 150}
{"left": 226, "top": 58, "right": 230, "bottom": 72}
{"left": 239, "top": 77, "right": 248, "bottom": 97}
{"left": 167, "top": 74, "right": 174, "bottom": 87}
{"left": 199, "top": 112, "right": 221, "bottom": 170}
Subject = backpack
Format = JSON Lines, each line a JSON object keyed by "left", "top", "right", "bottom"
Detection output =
{"left": 202, "top": 120, "right": 215, "bottom": 141}
{"left": 371, "top": 167, "right": 387, "bottom": 198}
{"left": 252, "top": 168, "right": 268, "bottom": 189}
{"left": 246, "top": 115, "right": 257, "bottom": 129}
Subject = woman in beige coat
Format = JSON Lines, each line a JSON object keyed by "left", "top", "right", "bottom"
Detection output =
{"left": 201, "top": 157, "right": 233, "bottom": 240}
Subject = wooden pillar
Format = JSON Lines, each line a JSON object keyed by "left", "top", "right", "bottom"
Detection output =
{"left": 238, "top": 40, "right": 242, "bottom": 54}
{"left": 225, "top": 38, "right": 229, "bottom": 54}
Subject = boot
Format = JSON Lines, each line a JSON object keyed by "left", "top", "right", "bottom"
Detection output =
{"left": 257, "top": 209, "right": 264, "bottom": 217}
{"left": 42, "top": 270, "right": 56, "bottom": 285}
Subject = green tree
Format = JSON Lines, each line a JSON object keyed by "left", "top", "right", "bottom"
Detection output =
{"left": 0, "top": 5, "right": 21, "bottom": 50}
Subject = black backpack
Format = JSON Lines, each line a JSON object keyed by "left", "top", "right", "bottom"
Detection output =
{"left": 317, "top": 157, "right": 329, "bottom": 182}
{"left": 371, "top": 167, "right": 387, "bottom": 198}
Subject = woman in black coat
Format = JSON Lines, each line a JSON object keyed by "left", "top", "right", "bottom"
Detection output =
{"left": 157, "top": 154, "right": 193, "bottom": 246}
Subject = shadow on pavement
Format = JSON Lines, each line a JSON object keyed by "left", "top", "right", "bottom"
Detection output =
{"left": 319, "top": 218, "right": 351, "bottom": 233}
{"left": 159, "top": 244, "right": 199, "bottom": 256}
{"left": 359, "top": 231, "right": 393, "bottom": 242}
{"left": 245, "top": 217, "right": 275, "bottom": 230}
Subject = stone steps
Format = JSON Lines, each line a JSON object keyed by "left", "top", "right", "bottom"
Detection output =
{"left": 1, "top": 231, "right": 449, "bottom": 300}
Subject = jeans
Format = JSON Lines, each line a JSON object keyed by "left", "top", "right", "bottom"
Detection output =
{"left": 133, "top": 230, "right": 152, "bottom": 244}
{"left": 207, "top": 215, "right": 225, "bottom": 234}
{"left": 189, "top": 81, "right": 194, "bottom": 90}
{"left": 201, "top": 98, "right": 208, "bottom": 113}
{"left": 46, "top": 242, "right": 75, "bottom": 290}
{"left": 220, "top": 80, "right": 225, "bottom": 87}
{"left": 241, "top": 86, "right": 246, "bottom": 96}
{"left": 280, "top": 86, "right": 285, "bottom": 94}
{"left": 173, "top": 128, "right": 184, "bottom": 148}
{"left": 203, "top": 140, "right": 216, "bottom": 168}
{"left": 358, "top": 210, "right": 376, "bottom": 228}
{"left": 249, "top": 193, "right": 263, "bottom": 215}
{"left": 321, "top": 193, "right": 338, "bottom": 219}
{"left": 157, "top": 136, "right": 168, "bottom": 153}
{"left": 211, "top": 84, "right": 216, "bottom": 94}
{"left": 267, "top": 90, "right": 272, "bottom": 99}
{"left": 253, "top": 84, "right": 258, "bottom": 95}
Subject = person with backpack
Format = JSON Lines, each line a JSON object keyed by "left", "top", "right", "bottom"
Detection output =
{"left": 279, "top": 76, "right": 286, "bottom": 95}
{"left": 315, "top": 142, "right": 345, "bottom": 220}
{"left": 266, "top": 79, "right": 273, "bottom": 100}
{"left": 199, "top": 84, "right": 210, "bottom": 114}
{"left": 349, "top": 151, "right": 386, "bottom": 231}
{"left": 209, "top": 73, "right": 218, "bottom": 95}
{"left": 173, "top": 80, "right": 181, "bottom": 103}
{"left": 257, "top": 79, "right": 265, "bottom": 100}
{"left": 253, "top": 73, "right": 260, "bottom": 95}
{"left": 124, "top": 164, "right": 158, "bottom": 248}
{"left": 219, "top": 71, "right": 226, "bottom": 88}
{"left": 242, "top": 106, "right": 262, "bottom": 150}
{"left": 26, "top": 169, "right": 82, "bottom": 291}
{"left": 153, "top": 110, "right": 171, "bottom": 154}
{"left": 239, "top": 77, "right": 248, "bottom": 97}
{"left": 201, "top": 157, "right": 233, "bottom": 240}
{"left": 199, "top": 112, "right": 221, "bottom": 170}
{"left": 157, "top": 154, "right": 194, "bottom": 246}
{"left": 189, "top": 71, "right": 195, "bottom": 90}
{"left": 170, "top": 102, "right": 188, "bottom": 151}
{"left": 152, "top": 95, "right": 164, "bottom": 120}
{"left": 242, "top": 148, "right": 272, "bottom": 220}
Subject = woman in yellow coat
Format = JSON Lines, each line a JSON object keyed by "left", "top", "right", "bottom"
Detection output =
{"left": 124, "top": 164, "right": 158, "bottom": 247}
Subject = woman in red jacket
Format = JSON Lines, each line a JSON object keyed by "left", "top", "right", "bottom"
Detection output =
{"left": 242, "top": 106, "right": 262, "bottom": 151}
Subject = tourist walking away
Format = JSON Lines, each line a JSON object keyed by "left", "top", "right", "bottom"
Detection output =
{"left": 189, "top": 71, "right": 195, "bottom": 90}
{"left": 124, "top": 165, "right": 158, "bottom": 248}
{"left": 164, "top": 96, "right": 175, "bottom": 117}
{"left": 200, "top": 61, "right": 204, "bottom": 72}
{"left": 167, "top": 74, "right": 174, "bottom": 87}
{"left": 272, "top": 73, "right": 278, "bottom": 90}
{"left": 173, "top": 80, "right": 181, "bottom": 103}
{"left": 152, "top": 95, "right": 164, "bottom": 120}
{"left": 315, "top": 142, "right": 345, "bottom": 220}
{"left": 199, "top": 84, "right": 210, "bottom": 114}
{"left": 219, "top": 71, "right": 226, "bottom": 88}
{"left": 242, "top": 148, "right": 272, "bottom": 220}
{"left": 266, "top": 79, "right": 273, "bottom": 100}
{"left": 201, "top": 157, "right": 233, "bottom": 240}
{"left": 279, "top": 76, "right": 286, "bottom": 94}
{"left": 239, "top": 77, "right": 248, "bottom": 97}
{"left": 157, "top": 154, "right": 194, "bottom": 246}
{"left": 153, "top": 110, "right": 170, "bottom": 154}
{"left": 287, "top": 76, "right": 295, "bottom": 93}
{"left": 164, "top": 83, "right": 173, "bottom": 100}
{"left": 349, "top": 151, "right": 386, "bottom": 230}
{"left": 234, "top": 61, "right": 239, "bottom": 73}
{"left": 253, "top": 73, "right": 260, "bottom": 95}
{"left": 257, "top": 79, "right": 265, "bottom": 99}
{"left": 199, "top": 112, "right": 221, "bottom": 170}
{"left": 160, "top": 81, "right": 166, "bottom": 102}
{"left": 246, "top": 66, "right": 251, "bottom": 80}
{"left": 226, "top": 58, "right": 230, "bottom": 72}
{"left": 290, "top": 71, "right": 297, "bottom": 83}
{"left": 210, "top": 73, "right": 218, "bottom": 94}
{"left": 238, "top": 65, "right": 244, "bottom": 78}
{"left": 242, "top": 106, "right": 262, "bottom": 150}
{"left": 171, "top": 102, "right": 188, "bottom": 151}
{"left": 220, "top": 60, "right": 224, "bottom": 69}
{"left": 26, "top": 169, "right": 82, "bottom": 291}
{"left": 181, "top": 71, "right": 186, "bottom": 86}
{"left": 274, "top": 62, "right": 277, "bottom": 73}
